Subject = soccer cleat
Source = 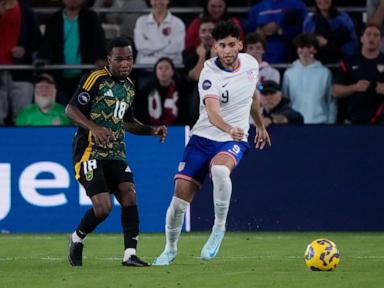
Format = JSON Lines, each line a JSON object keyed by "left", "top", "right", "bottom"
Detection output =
{"left": 68, "top": 237, "right": 84, "bottom": 266}
{"left": 122, "top": 255, "right": 150, "bottom": 267}
{"left": 152, "top": 249, "right": 177, "bottom": 266}
{"left": 200, "top": 230, "right": 225, "bottom": 261}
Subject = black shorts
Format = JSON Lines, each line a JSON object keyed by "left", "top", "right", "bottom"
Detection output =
{"left": 77, "top": 159, "right": 134, "bottom": 197}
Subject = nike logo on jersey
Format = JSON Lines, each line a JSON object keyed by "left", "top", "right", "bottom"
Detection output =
{"left": 104, "top": 89, "right": 114, "bottom": 97}
{"left": 222, "top": 82, "right": 229, "bottom": 88}
{"left": 352, "top": 65, "right": 359, "bottom": 70}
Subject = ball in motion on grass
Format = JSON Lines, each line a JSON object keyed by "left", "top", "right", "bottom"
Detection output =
{"left": 304, "top": 238, "right": 340, "bottom": 271}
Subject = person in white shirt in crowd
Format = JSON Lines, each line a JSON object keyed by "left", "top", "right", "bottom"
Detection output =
{"left": 134, "top": 0, "right": 185, "bottom": 65}
{"left": 282, "top": 33, "right": 336, "bottom": 124}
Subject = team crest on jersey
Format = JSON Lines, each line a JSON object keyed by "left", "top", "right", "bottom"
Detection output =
{"left": 247, "top": 70, "right": 257, "bottom": 81}
{"left": 78, "top": 92, "right": 91, "bottom": 105}
{"left": 202, "top": 80, "right": 212, "bottom": 90}
{"left": 377, "top": 64, "right": 384, "bottom": 73}
{"left": 85, "top": 170, "right": 93, "bottom": 181}
{"left": 178, "top": 162, "right": 185, "bottom": 172}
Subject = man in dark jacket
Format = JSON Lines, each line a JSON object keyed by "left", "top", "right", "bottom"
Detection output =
{"left": 258, "top": 80, "right": 304, "bottom": 127}
{"left": 38, "top": 0, "right": 107, "bottom": 105}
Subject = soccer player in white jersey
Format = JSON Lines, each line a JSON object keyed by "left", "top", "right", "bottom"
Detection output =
{"left": 153, "top": 21, "right": 271, "bottom": 265}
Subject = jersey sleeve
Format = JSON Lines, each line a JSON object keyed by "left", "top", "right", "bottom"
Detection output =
{"left": 68, "top": 70, "right": 101, "bottom": 114}
{"left": 198, "top": 65, "right": 221, "bottom": 104}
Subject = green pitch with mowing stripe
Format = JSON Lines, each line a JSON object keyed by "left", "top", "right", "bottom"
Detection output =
{"left": 1, "top": 232, "right": 384, "bottom": 288}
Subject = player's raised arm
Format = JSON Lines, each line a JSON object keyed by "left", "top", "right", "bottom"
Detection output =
{"left": 250, "top": 90, "right": 271, "bottom": 149}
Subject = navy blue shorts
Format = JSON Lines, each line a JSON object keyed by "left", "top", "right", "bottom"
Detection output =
{"left": 174, "top": 135, "right": 250, "bottom": 187}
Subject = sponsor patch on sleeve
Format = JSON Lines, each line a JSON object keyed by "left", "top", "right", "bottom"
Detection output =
{"left": 202, "top": 79, "right": 212, "bottom": 90}
{"left": 78, "top": 92, "right": 91, "bottom": 105}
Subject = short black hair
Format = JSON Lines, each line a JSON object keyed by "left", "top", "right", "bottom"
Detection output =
{"left": 293, "top": 33, "right": 319, "bottom": 50}
{"left": 245, "top": 32, "right": 267, "bottom": 50}
{"left": 361, "top": 22, "right": 382, "bottom": 37}
{"left": 107, "top": 37, "right": 133, "bottom": 55}
{"left": 211, "top": 20, "right": 240, "bottom": 41}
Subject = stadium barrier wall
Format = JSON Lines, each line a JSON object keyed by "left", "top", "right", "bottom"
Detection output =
{"left": 192, "top": 125, "right": 384, "bottom": 231}
{"left": 1, "top": 126, "right": 384, "bottom": 233}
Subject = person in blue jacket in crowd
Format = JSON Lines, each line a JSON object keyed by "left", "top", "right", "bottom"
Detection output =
{"left": 303, "top": 0, "right": 358, "bottom": 64}
{"left": 246, "top": 0, "right": 308, "bottom": 64}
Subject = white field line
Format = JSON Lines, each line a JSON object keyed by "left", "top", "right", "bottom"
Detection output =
{"left": 1, "top": 255, "right": 384, "bottom": 262}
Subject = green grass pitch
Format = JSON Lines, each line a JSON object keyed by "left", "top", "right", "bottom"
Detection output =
{"left": 1, "top": 232, "right": 384, "bottom": 288}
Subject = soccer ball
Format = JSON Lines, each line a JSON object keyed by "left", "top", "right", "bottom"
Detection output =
{"left": 304, "top": 238, "right": 340, "bottom": 271}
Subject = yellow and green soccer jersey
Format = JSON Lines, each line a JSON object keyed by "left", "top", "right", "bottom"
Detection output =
{"left": 69, "top": 67, "right": 135, "bottom": 178}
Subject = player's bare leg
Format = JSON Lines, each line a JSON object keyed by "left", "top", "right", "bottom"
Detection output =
{"left": 201, "top": 154, "right": 235, "bottom": 261}
{"left": 152, "top": 179, "right": 198, "bottom": 266}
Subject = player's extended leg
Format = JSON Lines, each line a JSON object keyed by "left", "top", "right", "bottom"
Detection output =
{"left": 201, "top": 155, "right": 235, "bottom": 261}
{"left": 69, "top": 192, "right": 112, "bottom": 266}
{"left": 152, "top": 179, "right": 198, "bottom": 266}
{"left": 115, "top": 182, "right": 149, "bottom": 267}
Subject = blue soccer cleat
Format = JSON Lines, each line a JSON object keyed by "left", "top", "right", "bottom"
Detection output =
{"left": 152, "top": 249, "right": 177, "bottom": 266}
{"left": 200, "top": 230, "right": 225, "bottom": 261}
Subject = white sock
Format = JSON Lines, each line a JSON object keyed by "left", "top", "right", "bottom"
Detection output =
{"left": 211, "top": 165, "right": 232, "bottom": 232}
{"left": 123, "top": 248, "right": 136, "bottom": 261}
{"left": 71, "top": 231, "right": 85, "bottom": 243}
{"left": 165, "top": 196, "right": 189, "bottom": 252}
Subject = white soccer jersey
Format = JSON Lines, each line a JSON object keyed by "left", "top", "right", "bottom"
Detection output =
{"left": 191, "top": 53, "right": 259, "bottom": 142}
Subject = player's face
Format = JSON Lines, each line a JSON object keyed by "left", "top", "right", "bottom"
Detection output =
{"left": 361, "top": 26, "right": 381, "bottom": 52}
{"left": 108, "top": 46, "right": 134, "bottom": 79}
{"left": 207, "top": 0, "right": 226, "bottom": 21}
{"left": 156, "top": 60, "right": 174, "bottom": 84}
{"left": 214, "top": 36, "right": 243, "bottom": 69}
{"left": 246, "top": 43, "right": 265, "bottom": 62}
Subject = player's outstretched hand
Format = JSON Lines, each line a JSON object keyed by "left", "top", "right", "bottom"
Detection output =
{"left": 153, "top": 125, "right": 167, "bottom": 143}
{"left": 254, "top": 126, "right": 271, "bottom": 149}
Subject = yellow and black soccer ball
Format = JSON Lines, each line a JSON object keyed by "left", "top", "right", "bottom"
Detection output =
{"left": 304, "top": 238, "right": 340, "bottom": 271}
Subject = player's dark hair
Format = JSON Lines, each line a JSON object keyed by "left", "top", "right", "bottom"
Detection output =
{"left": 107, "top": 37, "right": 133, "bottom": 55}
{"left": 211, "top": 20, "right": 240, "bottom": 41}
{"left": 293, "top": 32, "right": 319, "bottom": 50}
{"left": 244, "top": 32, "right": 267, "bottom": 50}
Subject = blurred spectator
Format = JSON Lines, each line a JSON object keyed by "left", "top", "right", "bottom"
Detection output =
{"left": 246, "top": 0, "right": 308, "bottom": 64}
{"left": 93, "top": 0, "right": 148, "bottom": 39}
{"left": 134, "top": 0, "right": 185, "bottom": 65}
{"left": 134, "top": 57, "right": 188, "bottom": 125}
{"left": 282, "top": 33, "right": 336, "bottom": 124}
{"left": 185, "top": 0, "right": 244, "bottom": 53}
{"left": 16, "top": 73, "right": 71, "bottom": 126}
{"left": 0, "top": 0, "right": 41, "bottom": 125}
{"left": 184, "top": 16, "right": 216, "bottom": 124}
{"left": 258, "top": 80, "right": 304, "bottom": 127}
{"left": 244, "top": 32, "right": 280, "bottom": 83}
{"left": 333, "top": 23, "right": 384, "bottom": 124}
{"left": 303, "top": 0, "right": 358, "bottom": 64}
{"left": 367, "top": 0, "right": 384, "bottom": 53}
{"left": 185, "top": 16, "right": 216, "bottom": 82}
{"left": 0, "top": 0, "right": 6, "bottom": 15}
{"left": 37, "top": 0, "right": 107, "bottom": 105}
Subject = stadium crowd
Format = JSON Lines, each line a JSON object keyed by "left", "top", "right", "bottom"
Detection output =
{"left": 1, "top": 0, "right": 383, "bottom": 126}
